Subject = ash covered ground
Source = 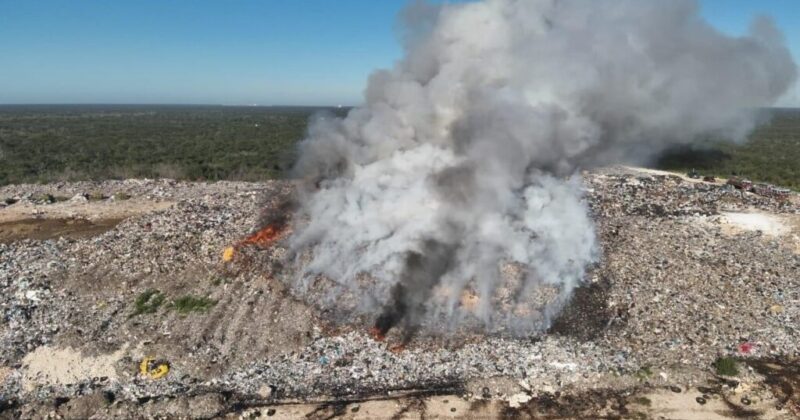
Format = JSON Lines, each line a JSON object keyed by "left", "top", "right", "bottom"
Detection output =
{"left": 1, "top": 167, "right": 799, "bottom": 419}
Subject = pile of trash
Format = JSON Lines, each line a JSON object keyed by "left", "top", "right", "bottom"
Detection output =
{"left": 0, "top": 169, "right": 798, "bottom": 417}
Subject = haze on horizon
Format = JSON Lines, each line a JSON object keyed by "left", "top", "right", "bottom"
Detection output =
{"left": 1, "top": 0, "right": 798, "bottom": 107}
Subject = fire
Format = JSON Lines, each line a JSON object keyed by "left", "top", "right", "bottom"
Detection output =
{"left": 240, "top": 223, "right": 284, "bottom": 248}
{"left": 222, "top": 222, "right": 287, "bottom": 262}
{"left": 368, "top": 326, "right": 406, "bottom": 352}
{"left": 368, "top": 326, "right": 386, "bottom": 342}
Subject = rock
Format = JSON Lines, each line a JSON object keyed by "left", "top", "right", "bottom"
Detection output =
{"left": 508, "top": 393, "right": 532, "bottom": 408}
{"left": 769, "top": 304, "right": 784, "bottom": 315}
{"left": 257, "top": 384, "right": 274, "bottom": 399}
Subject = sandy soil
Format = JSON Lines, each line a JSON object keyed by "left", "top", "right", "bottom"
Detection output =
{"left": 0, "top": 218, "right": 125, "bottom": 243}
{"left": 0, "top": 198, "right": 173, "bottom": 243}
{"left": 21, "top": 346, "right": 126, "bottom": 392}
{"left": 228, "top": 385, "right": 791, "bottom": 420}
{"left": 718, "top": 210, "right": 800, "bottom": 254}
{"left": 0, "top": 198, "right": 173, "bottom": 224}
{"left": 721, "top": 211, "right": 792, "bottom": 237}
{"left": 620, "top": 165, "right": 726, "bottom": 185}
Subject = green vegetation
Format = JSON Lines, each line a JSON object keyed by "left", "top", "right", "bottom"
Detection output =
{"left": 632, "top": 396, "right": 652, "bottom": 407}
{"left": 1, "top": 105, "right": 796, "bottom": 190}
{"left": 634, "top": 365, "right": 653, "bottom": 380}
{"left": 0, "top": 105, "right": 346, "bottom": 186}
{"left": 131, "top": 289, "right": 165, "bottom": 317}
{"left": 713, "top": 357, "right": 739, "bottom": 376}
{"left": 657, "top": 109, "right": 800, "bottom": 190}
{"left": 172, "top": 295, "right": 216, "bottom": 314}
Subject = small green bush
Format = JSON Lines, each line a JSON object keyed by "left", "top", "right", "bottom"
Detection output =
{"left": 131, "top": 289, "right": 165, "bottom": 317}
{"left": 172, "top": 295, "right": 216, "bottom": 315}
{"left": 635, "top": 365, "right": 653, "bottom": 380}
{"left": 714, "top": 357, "right": 739, "bottom": 376}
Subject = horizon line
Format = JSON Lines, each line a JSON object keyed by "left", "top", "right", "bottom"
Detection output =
{"left": 0, "top": 103, "right": 355, "bottom": 108}
{"left": 1, "top": 103, "right": 797, "bottom": 111}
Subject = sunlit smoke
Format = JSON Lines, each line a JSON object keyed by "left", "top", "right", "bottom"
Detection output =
{"left": 287, "top": 0, "right": 796, "bottom": 336}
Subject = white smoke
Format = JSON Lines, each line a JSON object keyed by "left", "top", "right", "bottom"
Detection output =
{"left": 288, "top": 0, "right": 796, "bottom": 336}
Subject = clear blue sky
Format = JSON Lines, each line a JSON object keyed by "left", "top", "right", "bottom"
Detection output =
{"left": 0, "top": 0, "right": 797, "bottom": 106}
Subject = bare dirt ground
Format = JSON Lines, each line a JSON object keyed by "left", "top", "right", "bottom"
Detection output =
{"left": 1, "top": 171, "right": 799, "bottom": 419}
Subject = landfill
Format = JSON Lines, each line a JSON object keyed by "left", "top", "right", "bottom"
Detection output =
{"left": 0, "top": 167, "right": 798, "bottom": 418}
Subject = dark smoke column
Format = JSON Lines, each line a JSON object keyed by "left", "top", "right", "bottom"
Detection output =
{"left": 288, "top": 0, "right": 797, "bottom": 336}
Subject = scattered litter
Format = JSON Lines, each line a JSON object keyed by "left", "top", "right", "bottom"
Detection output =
{"left": 139, "top": 357, "right": 170, "bottom": 380}
{"left": 222, "top": 246, "right": 235, "bottom": 262}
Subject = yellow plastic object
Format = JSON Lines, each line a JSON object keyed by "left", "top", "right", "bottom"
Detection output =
{"left": 139, "top": 356, "right": 170, "bottom": 379}
{"left": 222, "top": 246, "right": 235, "bottom": 262}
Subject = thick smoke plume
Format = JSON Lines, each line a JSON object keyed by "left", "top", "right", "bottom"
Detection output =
{"left": 288, "top": 0, "right": 796, "bottom": 336}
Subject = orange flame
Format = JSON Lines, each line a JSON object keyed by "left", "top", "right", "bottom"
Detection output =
{"left": 223, "top": 222, "right": 287, "bottom": 262}
{"left": 240, "top": 223, "right": 284, "bottom": 248}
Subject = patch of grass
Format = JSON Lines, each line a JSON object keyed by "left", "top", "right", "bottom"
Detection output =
{"left": 112, "top": 192, "right": 131, "bottom": 201}
{"left": 714, "top": 357, "right": 739, "bottom": 376}
{"left": 131, "top": 289, "right": 165, "bottom": 317}
{"left": 632, "top": 396, "right": 652, "bottom": 406}
{"left": 634, "top": 365, "right": 653, "bottom": 380}
{"left": 172, "top": 295, "right": 216, "bottom": 315}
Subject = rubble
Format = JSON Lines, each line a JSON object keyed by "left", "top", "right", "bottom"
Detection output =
{"left": 0, "top": 169, "right": 798, "bottom": 417}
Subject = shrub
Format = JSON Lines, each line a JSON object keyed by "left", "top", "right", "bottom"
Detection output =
{"left": 714, "top": 357, "right": 739, "bottom": 376}
{"left": 131, "top": 289, "right": 165, "bottom": 317}
{"left": 172, "top": 295, "right": 216, "bottom": 315}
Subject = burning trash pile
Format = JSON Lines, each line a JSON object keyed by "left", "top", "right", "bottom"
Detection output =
{"left": 1, "top": 0, "right": 800, "bottom": 417}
